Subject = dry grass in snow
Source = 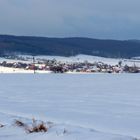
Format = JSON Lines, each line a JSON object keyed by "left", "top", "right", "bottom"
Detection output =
{"left": 14, "top": 118, "right": 48, "bottom": 133}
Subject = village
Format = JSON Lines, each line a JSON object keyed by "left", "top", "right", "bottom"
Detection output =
{"left": 0, "top": 56, "right": 140, "bottom": 73}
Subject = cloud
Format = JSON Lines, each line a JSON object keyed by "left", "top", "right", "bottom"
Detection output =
{"left": 0, "top": 0, "right": 140, "bottom": 39}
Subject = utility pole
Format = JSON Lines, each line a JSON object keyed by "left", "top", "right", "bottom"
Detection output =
{"left": 71, "top": 50, "right": 74, "bottom": 71}
{"left": 33, "top": 56, "right": 35, "bottom": 74}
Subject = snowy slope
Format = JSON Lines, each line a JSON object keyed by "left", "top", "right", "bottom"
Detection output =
{"left": 0, "top": 74, "right": 140, "bottom": 140}
{"left": 19, "top": 54, "right": 140, "bottom": 66}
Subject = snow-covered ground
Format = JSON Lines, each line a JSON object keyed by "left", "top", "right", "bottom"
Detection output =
{"left": 19, "top": 54, "right": 140, "bottom": 66}
{"left": 0, "top": 66, "right": 52, "bottom": 73}
{"left": 0, "top": 74, "right": 140, "bottom": 140}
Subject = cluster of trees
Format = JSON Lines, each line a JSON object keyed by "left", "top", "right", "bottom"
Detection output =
{"left": 0, "top": 35, "right": 140, "bottom": 58}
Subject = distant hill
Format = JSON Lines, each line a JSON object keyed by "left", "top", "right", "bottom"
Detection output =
{"left": 0, "top": 35, "right": 140, "bottom": 58}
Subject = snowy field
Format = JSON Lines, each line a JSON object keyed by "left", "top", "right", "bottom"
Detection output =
{"left": 0, "top": 74, "right": 140, "bottom": 140}
{"left": 22, "top": 54, "right": 140, "bottom": 66}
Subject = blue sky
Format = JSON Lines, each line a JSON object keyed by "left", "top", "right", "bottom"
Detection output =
{"left": 0, "top": 0, "right": 140, "bottom": 39}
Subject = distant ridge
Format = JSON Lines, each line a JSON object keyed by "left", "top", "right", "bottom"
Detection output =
{"left": 0, "top": 35, "right": 140, "bottom": 58}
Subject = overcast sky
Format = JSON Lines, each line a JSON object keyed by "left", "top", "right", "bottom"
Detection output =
{"left": 0, "top": 0, "right": 140, "bottom": 39}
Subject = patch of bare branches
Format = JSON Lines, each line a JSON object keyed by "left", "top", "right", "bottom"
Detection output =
{"left": 0, "top": 123, "right": 5, "bottom": 128}
{"left": 14, "top": 118, "right": 48, "bottom": 133}
{"left": 15, "top": 120, "right": 27, "bottom": 127}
